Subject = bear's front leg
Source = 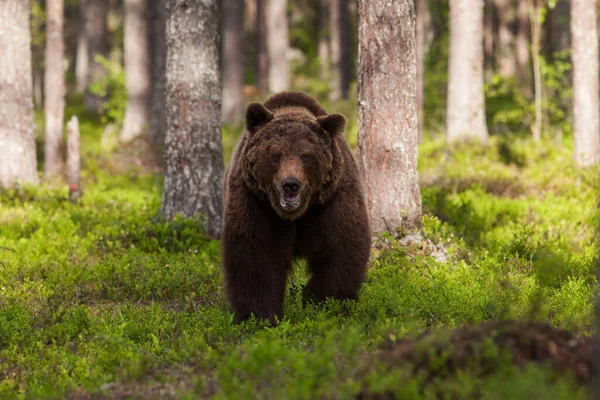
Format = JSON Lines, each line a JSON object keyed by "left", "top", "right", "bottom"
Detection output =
{"left": 221, "top": 193, "right": 294, "bottom": 325}
{"left": 303, "top": 195, "right": 371, "bottom": 302}
{"left": 223, "top": 245, "right": 289, "bottom": 325}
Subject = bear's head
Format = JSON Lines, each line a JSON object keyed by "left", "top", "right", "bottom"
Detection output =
{"left": 242, "top": 102, "right": 345, "bottom": 220}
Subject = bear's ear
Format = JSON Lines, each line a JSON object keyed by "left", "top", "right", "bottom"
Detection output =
{"left": 246, "top": 102, "right": 274, "bottom": 133}
{"left": 317, "top": 113, "right": 345, "bottom": 136}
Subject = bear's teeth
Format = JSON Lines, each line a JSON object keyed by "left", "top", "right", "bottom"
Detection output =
{"left": 280, "top": 194, "right": 300, "bottom": 209}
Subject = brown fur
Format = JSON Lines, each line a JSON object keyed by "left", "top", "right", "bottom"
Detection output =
{"left": 222, "top": 92, "right": 371, "bottom": 325}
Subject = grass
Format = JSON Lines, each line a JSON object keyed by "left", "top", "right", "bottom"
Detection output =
{"left": 0, "top": 105, "right": 598, "bottom": 399}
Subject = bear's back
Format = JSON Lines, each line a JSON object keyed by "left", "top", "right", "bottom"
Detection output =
{"left": 262, "top": 92, "right": 327, "bottom": 118}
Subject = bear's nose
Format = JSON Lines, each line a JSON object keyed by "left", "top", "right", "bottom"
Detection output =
{"left": 282, "top": 177, "right": 301, "bottom": 195}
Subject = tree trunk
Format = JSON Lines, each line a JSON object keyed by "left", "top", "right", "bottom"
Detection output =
{"left": 44, "top": 0, "right": 66, "bottom": 181}
{"left": 416, "top": 0, "right": 426, "bottom": 143}
{"left": 67, "top": 116, "right": 82, "bottom": 201}
{"left": 149, "top": 0, "right": 167, "bottom": 147}
{"left": 318, "top": 0, "right": 330, "bottom": 81}
{"left": 33, "top": 65, "right": 44, "bottom": 109}
{"left": 446, "top": 0, "right": 489, "bottom": 144}
{"left": 357, "top": 0, "right": 422, "bottom": 233}
{"left": 495, "top": 0, "right": 517, "bottom": 77}
{"left": 483, "top": 1, "right": 495, "bottom": 81}
{"left": 75, "top": 0, "right": 89, "bottom": 94}
{"left": 266, "top": 0, "right": 290, "bottom": 93}
{"left": 31, "top": 0, "right": 45, "bottom": 111}
{"left": 121, "top": 0, "right": 151, "bottom": 141}
{"left": 255, "top": 0, "right": 269, "bottom": 92}
{"left": 571, "top": 0, "right": 600, "bottom": 166}
{"left": 0, "top": 0, "right": 39, "bottom": 187}
{"left": 246, "top": 0, "right": 257, "bottom": 32}
{"left": 529, "top": 0, "right": 542, "bottom": 141}
{"left": 161, "top": 0, "right": 224, "bottom": 238}
{"left": 221, "top": 0, "right": 245, "bottom": 125}
{"left": 84, "top": 0, "right": 109, "bottom": 112}
{"left": 516, "top": 0, "right": 529, "bottom": 85}
{"left": 330, "top": 0, "right": 351, "bottom": 100}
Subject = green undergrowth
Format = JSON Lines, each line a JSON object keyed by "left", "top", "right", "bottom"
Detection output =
{"left": 0, "top": 114, "right": 597, "bottom": 398}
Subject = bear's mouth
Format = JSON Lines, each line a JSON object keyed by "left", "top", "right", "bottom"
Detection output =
{"left": 279, "top": 193, "right": 301, "bottom": 211}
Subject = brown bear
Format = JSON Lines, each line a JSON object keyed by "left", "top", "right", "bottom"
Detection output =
{"left": 221, "top": 91, "right": 371, "bottom": 325}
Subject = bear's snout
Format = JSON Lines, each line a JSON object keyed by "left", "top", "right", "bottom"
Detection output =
{"left": 279, "top": 175, "right": 302, "bottom": 212}
{"left": 282, "top": 177, "right": 301, "bottom": 195}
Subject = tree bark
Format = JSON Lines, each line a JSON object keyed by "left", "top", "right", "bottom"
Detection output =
{"left": 0, "top": 0, "right": 39, "bottom": 187}
{"left": 446, "top": 0, "right": 489, "bottom": 143}
{"left": 483, "top": 1, "right": 494, "bottom": 81}
{"left": 416, "top": 0, "right": 426, "bottom": 143}
{"left": 67, "top": 116, "right": 82, "bottom": 201}
{"left": 330, "top": 0, "right": 351, "bottom": 100}
{"left": 121, "top": 0, "right": 151, "bottom": 141}
{"left": 246, "top": 0, "right": 257, "bottom": 32}
{"left": 529, "top": 0, "right": 542, "bottom": 141}
{"left": 318, "top": 0, "right": 330, "bottom": 81}
{"left": 83, "top": 0, "right": 109, "bottom": 112}
{"left": 221, "top": 0, "right": 245, "bottom": 125}
{"left": 255, "top": 0, "right": 269, "bottom": 92}
{"left": 33, "top": 65, "right": 44, "bottom": 109}
{"left": 44, "top": 0, "right": 66, "bottom": 181}
{"left": 516, "top": 0, "right": 529, "bottom": 85}
{"left": 266, "top": 0, "right": 290, "bottom": 93}
{"left": 495, "top": 0, "right": 517, "bottom": 77}
{"left": 161, "top": 0, "right": 224, "bottom": 238}
{"left": 75, "top": 0, "right": 89, "bottom": 94}
{"left": 571, "top": 0, "right": 600, "bottom": 166}
{"left": 149, "top": 0, "right": 167, "bottom": 146}
{"left": 31, "top": 0, "right": 45, "bottom": 110}
{"left": 357, "top": 0, "right": 422, "bottom": 233}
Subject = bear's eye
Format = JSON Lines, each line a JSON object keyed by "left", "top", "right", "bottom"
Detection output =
{"left": 271, "top": 154, "right": 282, "bottom": 163}
{"left": 300, "top": 154, "right": 312, "bottom": 162}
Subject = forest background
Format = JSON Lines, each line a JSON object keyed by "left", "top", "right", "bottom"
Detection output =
{"left": 0, "top": 0, "right": 599, "bottom": 398}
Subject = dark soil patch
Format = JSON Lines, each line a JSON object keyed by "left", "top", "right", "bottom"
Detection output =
{"left": 359, "top": 321, "right": 596, "bottom": 399}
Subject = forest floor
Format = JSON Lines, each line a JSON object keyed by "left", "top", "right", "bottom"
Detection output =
{"left": 0, "top": 105, "right": 598, "bottom": 399}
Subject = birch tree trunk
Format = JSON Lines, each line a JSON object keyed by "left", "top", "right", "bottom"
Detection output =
{"left": 149, "top": 0, "right": 167, "bottom": 146}
{"left": 266, "top": 0, "right": 290, "bottom": 92}
{"left": 44, "top": 0, "right": 66, "bottom": 181}
{"left": 84, "top": 0, "right": 109, "bottom": 112}
{"left": 446, "top": 0, "right": 489, "bottom": 143}
{"left": 121, "top": 0, "right": 151, "bottom": 142}
{"left": 221, "top": 0, "right": 245, "bottom": 125}
{"left": 358, "top": 0, "right": 422, "bottom": 233}
{"left": 330, "top": 0, "right": 350, "bottom": 100}
{"left": 0, "top": 0, "right": 39, "bottom": 187}
{"left": 161, "top": 0, "right": 224, "bottom": 238}
{"left": 571, "top": 0, "right": 600, "bottom": 166}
